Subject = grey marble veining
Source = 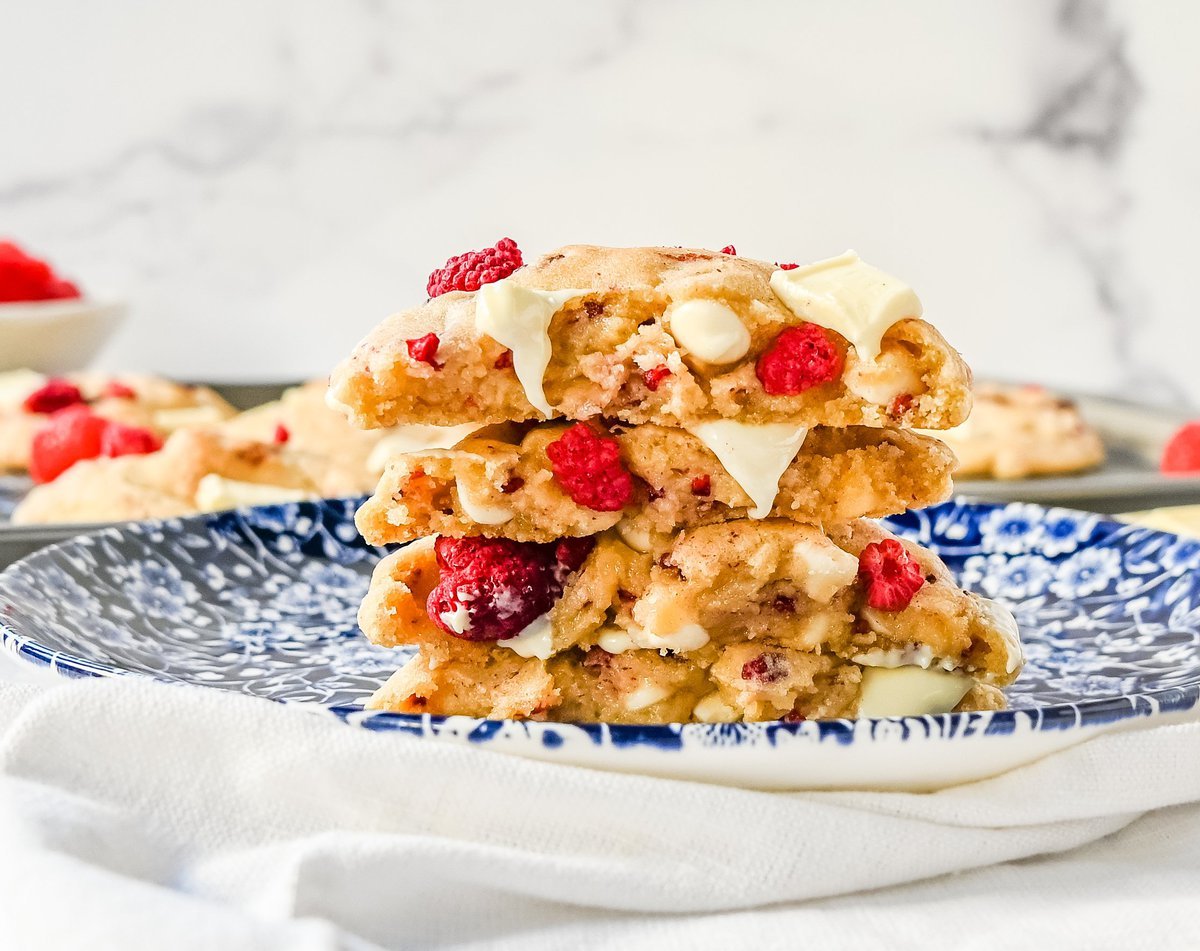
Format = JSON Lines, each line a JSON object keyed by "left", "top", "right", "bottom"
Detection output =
{"left": 0, "top": 0, "right": 1195, "bottom": 408}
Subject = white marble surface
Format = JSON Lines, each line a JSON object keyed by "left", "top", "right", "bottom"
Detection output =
{"left": 1, "top": 0, "right": 1195, "bottom": 407}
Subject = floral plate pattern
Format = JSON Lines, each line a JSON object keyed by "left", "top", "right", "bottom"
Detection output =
{"left": 1, "top": 497, "right": 1198, "bottom": 790}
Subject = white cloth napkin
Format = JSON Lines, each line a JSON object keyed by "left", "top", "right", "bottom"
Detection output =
{"left": 1, "top": 676, "right": 1199, "bottom": 951}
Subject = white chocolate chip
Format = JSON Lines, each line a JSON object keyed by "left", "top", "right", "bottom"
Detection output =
{"left": 665, "top": 299, "right": 751, "bottom": 364}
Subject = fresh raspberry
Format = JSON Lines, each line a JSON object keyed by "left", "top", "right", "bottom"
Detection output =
{"left": 23, "top": 378, "right": 85, "bottom": 414}
{"left": 273, "top": 424, "right": 290, "bottom": 444}
{"left": 721, "top": 245, "right": 737, "bottom": 255}
{"left": 0, "top": 241, "right": 82, "bottom": 303}
{"left": 494, "top": 349, "right": 513, "bottom": 369}
{"left": 642, "top": 366, "right": 672, "bottom": 391}
{"left": 756, "top": 324, "right": 844, "bottom": 395}
{"left": 742, "top": 652, "right": 788, "bottom": 683}
{"left": 29, "top": 407, "right": 108, "bottom": 483}
{"left": 103, "top": 381, "right": 137, "bottom": 400}
{"left": 426, "top": 238, "right": 523, "bottom": 297}
{"left": 99, "top": 422, "right": 162, "bottom": 459}
{"left": 545, "top": 423, "right": 634, "bottom": 512}
{"left": 1161, "top": 422, "right": 1200, "bottom": 474}
{"left": 690, "top": 474, "right": 711, "bottom": 497}
{"left": 778, "top": 262, "right": 799, "bottom": 271}
{"left": 405, "top": 333, "right": 442, "bottom": 369}
{"left": 858, "top": 539, "right": 926, "bottom": 611}
{"left": 427, "top": 535, "right": 592, "bottom": 641}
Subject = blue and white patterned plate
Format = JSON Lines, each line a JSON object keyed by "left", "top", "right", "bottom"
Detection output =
{"left": 1, "top": 497, "right": 1198, "bottom": 791}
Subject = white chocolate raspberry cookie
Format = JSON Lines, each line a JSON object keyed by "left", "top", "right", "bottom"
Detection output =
{"left": 930, "top": 383, "right": 1104, "bottom": 480}
{"left": 328, "top": 246, "right": 972, "bottom": 432}
{"left": 356, "top": 423, "right": 955, "bottom": 545}
{"left": 358, "top": 520, "right": 1022, "bottom": 723}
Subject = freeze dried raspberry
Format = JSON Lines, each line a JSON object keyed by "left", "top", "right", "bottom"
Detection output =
{"left": 426, "top": 238, "right": 523, "bottom": 297}
{"left": 99, "top": 422, "right": 162, "bottom": 459}
{"left": 427, "top": 535, "right": 591, "bottom": 641}
{"left": 690, "top": 474, "right": 711, "bottom": 497}
{"left": 545, "top": 423, "right": 634, "bottom": 512}
{"left": 494, "top": 349, "right": 513, "bottom": 369}
{"left": 643, "top": 366, "right": 672, "bottom": 391}
{"left": 742, "top": 652, "right": 789, "bottom": 684}
{"left": 0, "top": 241, "right": 82, "bottom": 303}
{"left": 103, "top": 381, "right": 137, "bottom": 400}
{"left": 778, "top": 262, "right": 799, "bottom": 271}
{"left": 858, "top": 539, "right": 925, "bottom": 610}
{"left": 273, "top": 424, "right": 290, "bottom": 444}
{"left": 1161, "top": 422, "right": 1200, "bottom": 474}
{"left": 721, "top": 245, "right": 737, "bottom": 255}
{"left": 888, "top": 393, "right": 915, "bottom": 419}
{"left": 29, "top": 407, "right": 107, "bottom": 483}
{"left": 405, "top": 333, "right": 442, "bottom": 369}
{"left": 23, "top": 378, "right": 85, "bottom": 414}
{"left": 772, "top": 595, "right": 796, "bottom": 614}
{"left": 756, "top": 324, "right": 843, "bottom": 395}
{"left": 500, "top": 476, "right": 524, "bottom": 494}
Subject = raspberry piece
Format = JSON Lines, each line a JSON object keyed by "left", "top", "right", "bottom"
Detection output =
{"left": 772, "top": 595, "right": 796, "bottom": 614}
{"left": 545, "top": 423, "right": 634, "bottom": 512}
{"left": 99, "top": 422, "right": 162, "bottom": 459}
{"left": 500, "top": 476, "right": 524, "bottom": 494}
{"left": 494, "top": 349, "right": 513, "bottom": 369}
{"left": 721, "top": 245, "right": 737, "bottom": 255}
{"left": 690, "top": 474, "right": 711, "bottom": 497}
{"left": 858, "top": 539, "right": 926, "bottom": 611}
{"left": 0, "top": 241, "right": 82, "bottom": 303}
{"left": 778, "top": 262, "right": 799, "bottom": 270}
{"left": 643, "top": 366, "right": 672, "bottom": 391}
{"left": 426, "top": 238, "right": 523, "bottom": 297}
{"left": 274, "top": 424, "right": 291, "bottom": 444}
{"left": 427, "top": 535, "right": 591, "bottom": 641}
{"left": 23, "top": 378, "right": 85, "bottom": 414}
{"left": 29, "top": 407, "right": 108, "bottom": 483}
{"left": 1162, "top": 422, "right": 1200, "bottom": 474}
{"left": 103, "top": 381, "right": 137, "bottom": 400}
{"left": 756, "top": 324, "right": 844, "bottom": 395}
{"left": 888, "top": 393, "right": 915, "bottom": 419}
{"left": 405, "top": 333, "right": 442, "bottom": 369}
{"left": 742, "top": 652, "right": 788, "bottom": 683}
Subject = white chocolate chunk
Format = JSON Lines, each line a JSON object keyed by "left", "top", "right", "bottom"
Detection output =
{"left": 194, "top": 475, "right": 311, "bottom": 513}
{"left": 455, "top": 482, "right": 514, "bottom": 525}
{"left": 770, "top": 251, "right": 922, "bottom": 361}
{"left": 624, "top": 683, "right": 672, "bottom": 711}
{"left": 474, "top": 279, "right": 592, "bottom": 417}
{"left": 367, "top": 422, "right": 484, "bottom": 473}
{"left": 976, "top": 597, "right": 1023, "bottom": 675}
{"left": 597, "top": 622, "right": 710, "bottom": 654}
{"left": 857, "top": 666, "right": 973, "bottom": 717}
{"left": 665, "top": 299, "right": 751, "bottom": 364}
{"left": 499, "top": 614, "right": 554, "bottom": 660}
{"left": 686, "top": 420, "right": 809, "bottom": 519}
{"left": 789, "top": 537, "right": 860, "bottom": 603}
{"left": 844, "top": 349, "right": 923, "bottom": 405}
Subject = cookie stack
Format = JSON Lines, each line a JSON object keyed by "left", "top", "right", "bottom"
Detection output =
{"left": 329, "top": 243, "right": 1023, "bottom": 724}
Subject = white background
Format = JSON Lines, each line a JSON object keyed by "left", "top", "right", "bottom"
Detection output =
{"left": 2, "top": 0, "right": 1195, "bottom": 407}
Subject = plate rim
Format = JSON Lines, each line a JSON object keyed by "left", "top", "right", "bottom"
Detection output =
{"left": 1, "top": 498, "right": 1199, "bottom": 750}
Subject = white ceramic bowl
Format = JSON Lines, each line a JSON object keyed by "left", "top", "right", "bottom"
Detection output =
{"left": 0, "top": 299, "right": 127, "bottom": 373}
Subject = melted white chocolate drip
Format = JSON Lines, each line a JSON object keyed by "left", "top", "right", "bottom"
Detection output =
{"left": 769, "top": 251, "right": 922, "bottom": 361}
{"left": 474, "top": 279, "right": 593, "bottom": 417}
{"left": 499, "top": 613, "right": 555, "bottom": 660}
{"left": 857, "top": 666, "right": 972, "bottom": 717}
{"left": 686, "top": 420, "right": 809, "bottom": 519}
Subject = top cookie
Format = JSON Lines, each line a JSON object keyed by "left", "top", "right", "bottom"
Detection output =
{"left": 328, "top": 246, "right": 972, "bottom": 432}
